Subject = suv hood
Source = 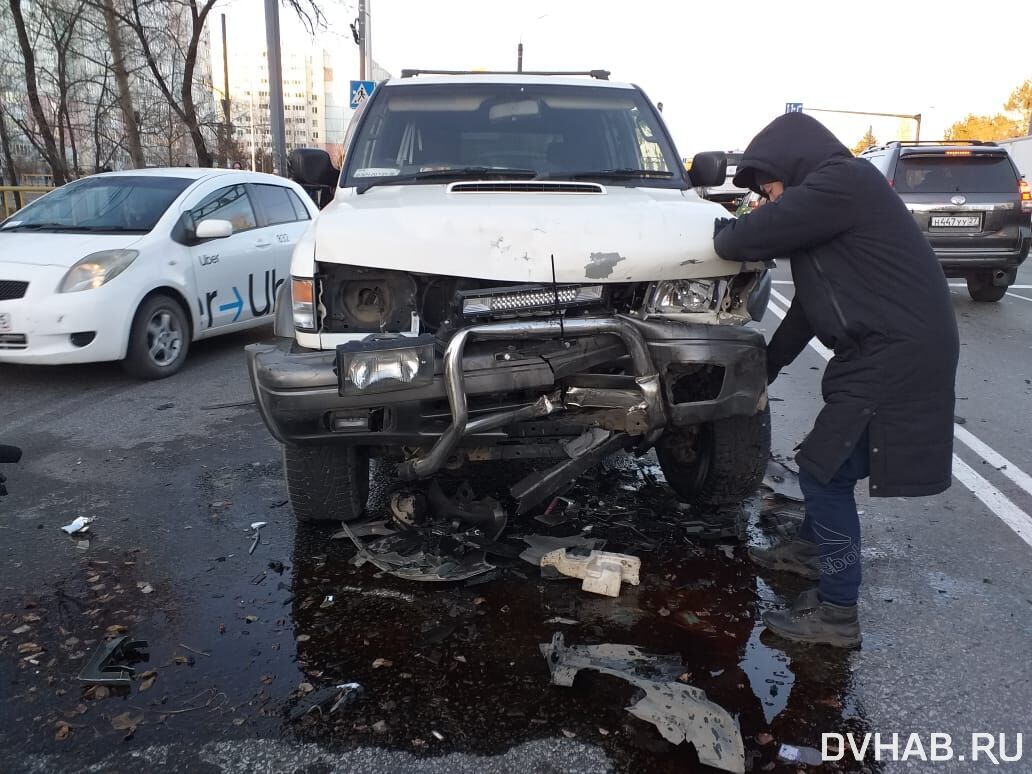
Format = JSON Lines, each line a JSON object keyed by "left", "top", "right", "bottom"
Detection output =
{"left": 314, "top": 184, "right": 747, "bottom": 283}
{"left": 0, "top": 232, "right": 144, "bottom": 268}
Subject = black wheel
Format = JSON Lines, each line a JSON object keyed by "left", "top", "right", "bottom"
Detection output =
{"left": 283, "top": 444, "right": 369, "bottom": 523}
{"left": 966, "top": 271, "right": 1007, "bottom": 302}
{"left": 122, "top": 294, "right": 190, "bottom": 379}
{"left": 657, "top": 405, "right": 771, "bottom": 506}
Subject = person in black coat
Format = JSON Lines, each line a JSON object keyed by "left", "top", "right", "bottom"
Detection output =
{"left": 713, "top": 113, "right": 959, "bottom": 648}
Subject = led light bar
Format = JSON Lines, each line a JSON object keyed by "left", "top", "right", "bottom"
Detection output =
{"left": 461, "top": 284, "right": 604, "bottom": 317}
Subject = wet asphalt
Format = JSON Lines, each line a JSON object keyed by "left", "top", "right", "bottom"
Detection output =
{"left": 1, "top": 262, "right": 1031, "bottom": 773}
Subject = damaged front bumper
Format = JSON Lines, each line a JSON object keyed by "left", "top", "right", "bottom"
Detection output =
{"left": 247, "top": 315, "right": 765, "bottom": 474}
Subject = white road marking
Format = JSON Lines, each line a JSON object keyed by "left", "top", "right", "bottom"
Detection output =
{"left": 1006, "top": 292, "right": 1032, "bottom": 303}
{"left": 766, "top": 294, "right": 1032, "bottom": 548}
{"left": 780, "top": 280, "right": 1032, "bottom": 291}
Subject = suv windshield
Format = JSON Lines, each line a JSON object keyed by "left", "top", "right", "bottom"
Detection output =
{"left": 1, "top": 175, "right": 192, "bottom": 233}
{"left": 343, "top": 82, "right": 684, "bottom": 190}
{"left": 894, "top": 154, "right": 1018, "bottom": 194}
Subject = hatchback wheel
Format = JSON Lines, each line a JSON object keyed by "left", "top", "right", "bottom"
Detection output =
{"left": 122, "top": 295, "right": 190, "bottom": 379}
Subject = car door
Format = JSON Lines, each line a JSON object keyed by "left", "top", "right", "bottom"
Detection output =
{"left": 186, "top": 182, "right": 266, "bottom": 332}
{"left": 247, "top": 183, "right": 313, "bottom": 318}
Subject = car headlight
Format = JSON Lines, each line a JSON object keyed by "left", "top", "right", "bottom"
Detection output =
{"left": 337, "top": 335, "right": 435, "bottom": 394}
{"left": 58, "top": 250, "right": 138, "bottom": 293}
{"left": 292, "top": 277, "right": 317, "bottom": 331}
{"left": 645, "top": 279, "right": 717, "bottom": 314}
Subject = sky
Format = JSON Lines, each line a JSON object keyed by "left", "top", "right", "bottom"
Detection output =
{"left": 218, "top": 0, "right": 1031, "bottom": 156}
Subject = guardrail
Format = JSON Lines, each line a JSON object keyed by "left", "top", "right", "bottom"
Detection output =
{"left": 1, "top": 186, "right": 54, "bottom": 219}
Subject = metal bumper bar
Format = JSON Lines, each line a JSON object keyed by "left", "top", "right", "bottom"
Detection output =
{"left": 395, "top": 316, "right": 665, "bottom": 479}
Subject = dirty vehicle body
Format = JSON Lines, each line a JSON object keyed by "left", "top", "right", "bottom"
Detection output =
{"left": 247, "top": 72, "right": 772, "bottom": 522}
{"left": 859, "top": 140, "right": 1032, "bottom": 302}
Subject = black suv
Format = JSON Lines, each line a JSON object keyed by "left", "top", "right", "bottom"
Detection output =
{"left": 860, "top": 140, "right": 1032, "bottom": 301}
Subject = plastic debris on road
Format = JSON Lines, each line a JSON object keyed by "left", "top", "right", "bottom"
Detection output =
{"left": 518, "top": 534, "right": 603, "bottom": 566}
{"left": 287, "top": 682, "right": 363, "bottom": 721}
{"left": 762, "top": 458, "right": 804, "bottom": 502}
{"left": 61, "top": 516, "right": 93, "bottom": 535}
{"left": 539, "top": 549, "right": 640, "bottom": 597}
{"left": 540, "top": 633, "right": 745, "bottom": 774}
{"left": 777, "top": 743, "right": 823, "bottom": 765}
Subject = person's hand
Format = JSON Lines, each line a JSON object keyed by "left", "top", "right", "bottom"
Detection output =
{"left": 713, "top": 217, "right": 734, "bottom": 239}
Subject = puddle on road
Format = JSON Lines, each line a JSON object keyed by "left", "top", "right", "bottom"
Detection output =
{"left": 0, "top": 451, "right": 877, "bottom": 772}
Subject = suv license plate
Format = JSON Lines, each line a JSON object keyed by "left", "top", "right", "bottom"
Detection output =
{"left": 0, "top": 313, "right": 11, "bottom": 332}
{"left": 930, "top": 214, "right": 981, "bottom": 229}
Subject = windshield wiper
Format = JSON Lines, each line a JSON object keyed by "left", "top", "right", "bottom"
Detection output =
{"left": 357, "top": 166, "right": 538, "bottom": 193}
{"left": 1, "top": 223, "right": 147, "bottom": 233}
{"left": 537, "top": 168, "right": 676, "bottom": 181}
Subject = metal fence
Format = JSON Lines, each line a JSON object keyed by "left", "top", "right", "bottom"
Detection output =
{"left": 1, "top": 186, "right": 54, "bottom": 219}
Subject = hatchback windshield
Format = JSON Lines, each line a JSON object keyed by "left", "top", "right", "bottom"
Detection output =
{"left": 1, "top": 175, "right": 192, "bottom": 233}
{"left": 343, "top": 82, "right": 684, "bottom": 190}
{"left": 894, "top": 155, "right": 1018, "bottom": 194}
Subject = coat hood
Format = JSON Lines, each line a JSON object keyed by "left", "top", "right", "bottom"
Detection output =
{"left": 732, "top": 113, "right": 852, "bottom": 192}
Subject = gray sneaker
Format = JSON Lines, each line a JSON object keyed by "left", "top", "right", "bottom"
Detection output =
{"left": 763, "top": 601, "right": 862, "bottom": 649}
{"left": 748, "top": 538, "right": 820, "bottom": 580}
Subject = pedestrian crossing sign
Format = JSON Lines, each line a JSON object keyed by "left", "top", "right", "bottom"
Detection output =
{"left": 350, "top": 80, "right": 375, "bottom": 109}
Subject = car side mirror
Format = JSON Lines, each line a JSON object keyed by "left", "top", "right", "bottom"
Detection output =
{"left": 289, "top": 148, "right": 338, "bottom": 186}
{"left": 689, "top": 151, "right": 728, "bottom": 188}
{"left": 196, "top": 219, "right": 233, "bottom": 240}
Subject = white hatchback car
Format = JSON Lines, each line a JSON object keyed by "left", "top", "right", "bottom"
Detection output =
{"left": 0, "top": 168, "right": 317, "bottom": 378}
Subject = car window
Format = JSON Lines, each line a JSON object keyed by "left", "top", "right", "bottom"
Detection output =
{"left": 862, "top": 152, "right": 892, "bottom": 177}
{"left": 343, "top": 82, "right": 685, "bottom": 188}
{"left": 1, "top": 175, "right": 191, "bottom": 233}
{"left": 251, "top": 183, "right": 301, "bottom": 226}
{"left": 286, "top": 189, "right": 312, "bottom": 221}
{"left": 894, "top": 155, "right": 1018, "bottom": 194}
{"left": 191, "top": 184, "right": 257, "bottom": 233}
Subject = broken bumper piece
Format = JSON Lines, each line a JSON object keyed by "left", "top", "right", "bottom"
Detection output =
{"left": 540, "top": 548, "right": 641, "bottom": 597}
{"left": 540, "top": 633, "right": 745, "bottom": 774}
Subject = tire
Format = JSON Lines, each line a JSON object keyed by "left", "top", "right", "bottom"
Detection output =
{"left": 966, "top": 271, "right": 1007, "bottom": 302}
{"left": 657, "top": 405, "right": 771, "bottom": 507}
{"left": 122, "top": 294, "right": 190, "bottom": 379}
{"left": 283, "top": 444, "right": 369, "bottom": 523}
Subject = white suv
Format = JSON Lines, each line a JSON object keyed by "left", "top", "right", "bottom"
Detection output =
{"left": 246, "top": 70, "right": 772, "bottom": 522}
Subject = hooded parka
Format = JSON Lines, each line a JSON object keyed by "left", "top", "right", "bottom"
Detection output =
{"left": 714, "top": 113, "right": 959, "bottom": 497}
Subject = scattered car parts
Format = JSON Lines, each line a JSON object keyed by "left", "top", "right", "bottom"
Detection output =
{"left": 540, "top": 633, "right": 745, "bottom": 774}
{"left": 77, "top": 635, "right": 149, "bottom": 687}
{"left": 540, "top": 549, "right": 641, "bottom": 597}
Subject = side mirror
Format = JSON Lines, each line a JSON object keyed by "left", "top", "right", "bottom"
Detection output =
{"left": 688, "top": 151, "right": 728, "bottom": 188}
{"left": 289, "top": 148, "right": 337, "bottom": 187}
{"left": 196, "top": 219, "right": 233, "bottom": 239}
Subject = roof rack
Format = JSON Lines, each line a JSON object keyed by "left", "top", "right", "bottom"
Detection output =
{"left": 887, "top": 140, "right": 998, "bottom": 147}
{"left": 400, "top": 68, "right": 611, "bottom": 80}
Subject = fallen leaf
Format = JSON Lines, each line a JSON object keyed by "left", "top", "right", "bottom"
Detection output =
{"left": 298, "top": 682, "right": 314, "bottom": 694}
{"left": 105, "top": 624, "right": 128, "bottom": 636}
{"left": 372, "top": 658, "right": 393, "bottom": 669}
{"left": 373, "top": 720, "right": 388, "bottom": 733}
{"left": 245, "top": 615, "right": 258, "bottom": 624}
{"left": 86, "top": 575, "right": 100, "bottom": 583}
{"left": 677, "top": 672, "right": 692, "bottom": 683}
{"left": 23, "top": 614, "right": 42, "bottom": 623}
{"left": 138, "top": 584, "right": 154, "bottom": 595}
{"left": 17, "top": 642, "right": 42, "bottom": 654}
{"left": 173, "top": 656, "right": 188, "bottom": 665}
{"left": 110, "top": 711, "right": 143, "bottom": 731}
{"left": 139, "top": 675, "right": 156, "bottom": 692}
{"left": 295, "top": 634, "right": 310, "bottom": 642}
{"left": 598, "top": 727, "right": 610, "bottom": 736}
{"left": 85, "top": 685, "right": 111, "bottom": 700}
{"left": 562, "top": 729, "right": 576, "bottom": 738}
{"left": 232, "top": 717, "right": 246, "bottom": 726}
{"left": 453, "top": 655, "right": 466, "bottom": 663}
{"left": 55, "top": 722, "right": 71, "bottom": 741}
{"left": 260, "top": 674, "right": 274, "bottom": 685}
{"left": 12, "top": 625, "right": 31, "bottom": 635}
{"left": 473, "top": 597, "right": 486, "bottom": 605}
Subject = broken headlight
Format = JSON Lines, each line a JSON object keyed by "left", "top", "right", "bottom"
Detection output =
{"left": 336, "top": 334, "right": 435, "bottom": 395}
{"left": 644, "top": 279, "right": 717, "bottom": 314}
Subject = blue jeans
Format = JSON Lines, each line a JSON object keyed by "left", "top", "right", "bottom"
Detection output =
{"left": 797, "top": 429, "right": 870, "bottom": 606}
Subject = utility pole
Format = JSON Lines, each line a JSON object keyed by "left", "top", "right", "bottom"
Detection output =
{"left": 220, "top": 14, "right": 231, "bottom": 168}
{"left": 517, "top": 42, "right": 523, "bottom": 73}
{"left": 264, "top": 0, "right": 287, "bottom": 175}
{"left": 357, "top": 0, "right": 372, "bottom": 80}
